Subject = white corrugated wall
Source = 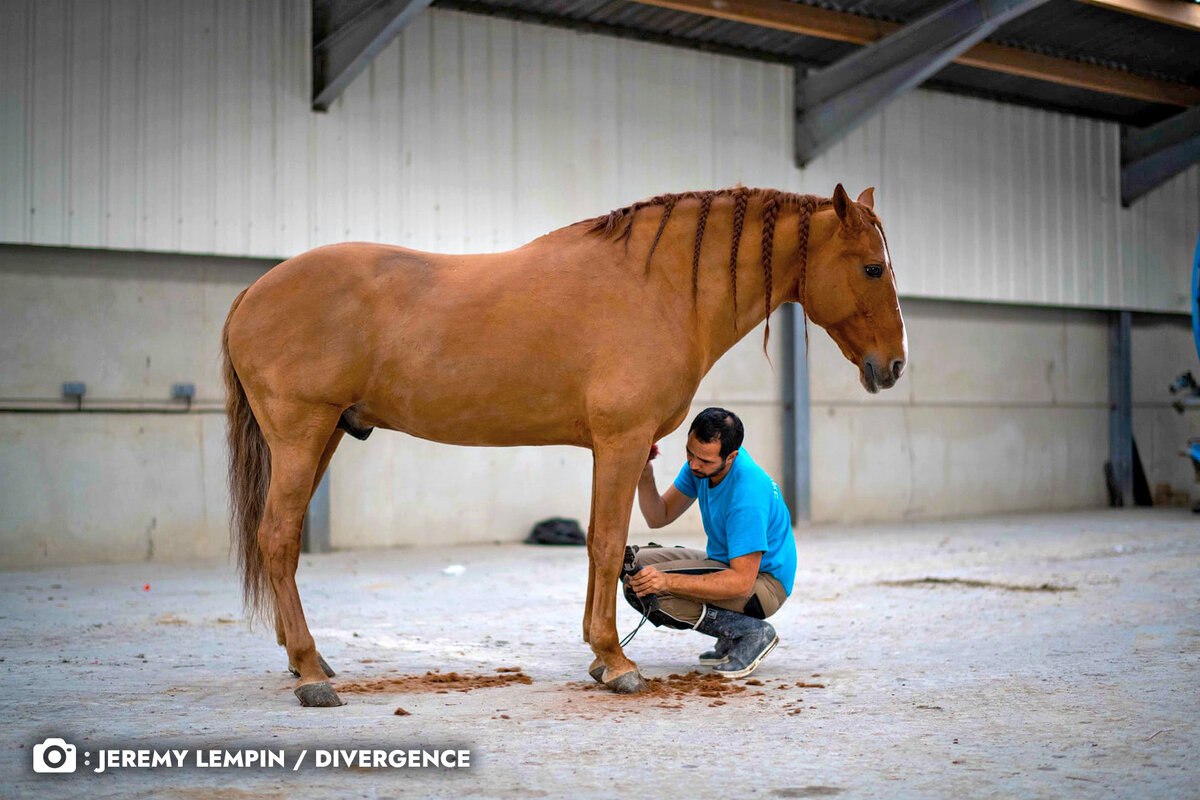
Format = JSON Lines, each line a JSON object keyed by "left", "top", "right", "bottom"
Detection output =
{"left": 1, "top": 0, "right": 1196, "bottom": 311}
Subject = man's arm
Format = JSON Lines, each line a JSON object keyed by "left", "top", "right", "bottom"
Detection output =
{"left": 630, "top": 551, "right": 762, "bottom": 601}
{"left": 637, "top": 459, "right": 694, "bottom": 529}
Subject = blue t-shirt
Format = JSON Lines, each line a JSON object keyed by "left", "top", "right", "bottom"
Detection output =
{"left": 673, "top": 448, "right": 796, "bottom": 596}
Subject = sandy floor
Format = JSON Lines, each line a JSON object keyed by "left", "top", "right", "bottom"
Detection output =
{"left": 2, "top": 509, "right": 1198, "bottom": 799}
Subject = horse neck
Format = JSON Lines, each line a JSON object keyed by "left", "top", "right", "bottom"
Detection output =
{"left": 687, "top": 197, "right": 833, "bottom": 369}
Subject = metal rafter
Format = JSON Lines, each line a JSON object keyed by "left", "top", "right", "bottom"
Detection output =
{"left": 312, "top": 0, "right": 434, "bottom": 112}
{"left": 794, "top": 0, "right": 1051, "bottom": 166}
{"left": 1121, "top": 105, "right": 1200, "bottom": 206}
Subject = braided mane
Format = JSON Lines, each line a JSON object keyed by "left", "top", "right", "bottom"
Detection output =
{"left": 586, "top": 187, "right": 857, "bottom": 352}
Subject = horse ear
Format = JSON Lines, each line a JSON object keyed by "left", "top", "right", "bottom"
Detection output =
{"left": 833, "top": 184, "right": 851, "bottom": 223}
{"left": 856, "top": 187, "right": 875, "bottom": 209}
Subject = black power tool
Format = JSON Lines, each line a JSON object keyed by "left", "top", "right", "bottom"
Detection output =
{"left": 622, "top": 545, "right": 659, "bottom": 614}
{"left": 619, "top": 545, "right": 659, "bottom": 647}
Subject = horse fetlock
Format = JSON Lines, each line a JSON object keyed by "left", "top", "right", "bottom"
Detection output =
{"left": 317, "top": 653, "right": 335, "bottom": 677}
{"left": 288, "top": 653, "right": 335, "bottom": 679}
{"left": 286, "top": 644, "right": 327, "bottom": 682}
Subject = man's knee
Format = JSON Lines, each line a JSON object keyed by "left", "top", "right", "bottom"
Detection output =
{"left": 621, "top": 583, "right": 699, "bottom": 630}
{"left": 653, "top": 596, "right": 702, "bottom": 628}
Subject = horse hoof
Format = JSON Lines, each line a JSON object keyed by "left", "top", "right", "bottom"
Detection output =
{"left": 588, "top": 658, "right": 606, "bottom": 683}
{"left": 294, "top": 681, "right": 343, "bottom": 707}
{"left": 288, "top": 655, "right": 336, "bottom": 678}
{"left": 605, "top": 670, "right": 649, "bottom": 695}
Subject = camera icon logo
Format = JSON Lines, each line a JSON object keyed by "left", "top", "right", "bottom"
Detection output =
{"left": 33, "top": 738, "right": 77, "bottom": 773}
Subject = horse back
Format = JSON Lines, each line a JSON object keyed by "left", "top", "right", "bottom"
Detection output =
{"left": 227, "top": 240, "right": 698, "bottom": 447}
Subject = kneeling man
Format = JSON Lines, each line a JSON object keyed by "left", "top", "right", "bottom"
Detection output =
{"left": 626, "top": 407, "right": 796, "bottom": 678}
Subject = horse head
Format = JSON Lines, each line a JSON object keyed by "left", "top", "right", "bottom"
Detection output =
{"left": 803, "top": 184, "right": 907, "bottom": 394}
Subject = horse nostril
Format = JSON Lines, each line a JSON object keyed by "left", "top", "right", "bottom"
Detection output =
{"left": 891, "top": 359, "right": 904, "bottom": 380}
{"left": 862, "top": 360, "right": 878, "bottom": 393}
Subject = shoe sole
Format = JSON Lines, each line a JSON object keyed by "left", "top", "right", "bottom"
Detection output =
{"left": 711, "top": 634, "right": 779, "bottom": 679}
{"left": 697, "top": 655, "right": 730, "bottom": 666}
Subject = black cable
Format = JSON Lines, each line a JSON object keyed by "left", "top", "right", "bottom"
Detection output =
{"left": 620, "top": 603, "right": 652, "bottom": 648}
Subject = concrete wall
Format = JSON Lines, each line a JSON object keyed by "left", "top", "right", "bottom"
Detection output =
{"left": 806, "top": 299, "right": 1200, "bottom": 523}
{"left": 3, "top": 245, "right": 1195, "bottom": 567}
{"left": 0, "top": 245, "right": 270, "bottom": 567}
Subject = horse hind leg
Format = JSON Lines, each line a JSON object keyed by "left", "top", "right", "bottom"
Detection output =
{"left": 257, "top": 406, "right": 344, "bottom": 707}
{"left": 281, "top": 429, "right": 345, "bottom": 680}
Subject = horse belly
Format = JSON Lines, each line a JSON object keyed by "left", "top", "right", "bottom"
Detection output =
{"left": 362, "top": 351, "right": 591, "bottom": 447}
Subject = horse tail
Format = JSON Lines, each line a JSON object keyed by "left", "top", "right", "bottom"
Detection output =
{"left": 222, "top": 288, "right": 274, "bottom": 625}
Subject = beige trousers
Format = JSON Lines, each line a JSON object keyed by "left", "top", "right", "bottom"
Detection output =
{"left": 626, "top": 545, "right": 787, "bottom": 627}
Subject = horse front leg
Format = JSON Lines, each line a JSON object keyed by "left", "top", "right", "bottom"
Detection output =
{"left": 586, "top": 434, "right": 653, "bottom": 694}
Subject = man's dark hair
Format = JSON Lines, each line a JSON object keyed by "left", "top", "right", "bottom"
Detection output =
{"left": 688, "top": 407, "right": 744, "bottom": 459}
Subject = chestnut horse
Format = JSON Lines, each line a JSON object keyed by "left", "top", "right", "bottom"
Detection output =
{"left": 221, "top": 183, "right": 906, "bottom": 706}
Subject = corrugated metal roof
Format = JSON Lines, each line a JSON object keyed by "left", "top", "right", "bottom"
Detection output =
{"left": 928, "top": 64, "right": 1175, "bottom": 126}
{"left": 992, "top": 0, "right": 1200, "bottom": 85}
{"left": 434, "top": 0, "right": 1199, "bottom": 124}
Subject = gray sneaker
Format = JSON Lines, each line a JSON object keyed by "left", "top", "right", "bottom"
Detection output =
{"left": 698, "top": 637, "right": 733, "bottom": 666}
{"left": 694, "top": 605, "right": 779, "bottom": 679}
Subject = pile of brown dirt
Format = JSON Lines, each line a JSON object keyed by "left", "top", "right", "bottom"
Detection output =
{"left": 562, "top": 672, "right": 828, "bottom": 713}
{"left": 575, "top": 670, "right": 749, "bottom": 701}
{"left": 336, "top": 667, "right": 532, "bottom": 695}
{"left": 653, "top": 671, "right": 749, "bottom": 699}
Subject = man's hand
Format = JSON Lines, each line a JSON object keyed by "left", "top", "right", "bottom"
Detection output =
{"left": 640, "top": 444, "right": 659, "bottom": 482}
{"left": 640, "top": 459, "right": 655, "bottom": 483}
{"left": 637, "top": 443, "right": 694, "bottom": 529}
{"left": 629, "top": 566, "right": 670, "bottom": 597}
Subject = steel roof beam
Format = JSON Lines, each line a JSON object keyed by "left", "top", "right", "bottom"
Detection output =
{"left": 1121, "top": 105, "right": 1200, "bottom": 206}
{"left": 795, "top": 0, "right": 1050, "bottom": 166}
{"left": 312, "top": 0, "right": 434, "bottom": 112}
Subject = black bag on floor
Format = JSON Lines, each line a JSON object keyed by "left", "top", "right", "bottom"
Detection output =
{"left": 525, "top": 517, "right": 586, "bottom": 546}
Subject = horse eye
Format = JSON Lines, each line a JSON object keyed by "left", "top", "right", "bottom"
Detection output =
{"left": 865, "top": 264, "right": 884, "bottom": 279}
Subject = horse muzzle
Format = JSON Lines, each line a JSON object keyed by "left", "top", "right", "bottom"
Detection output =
{"left": 862, "top": 356, "right": 905, "bottom": 394}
